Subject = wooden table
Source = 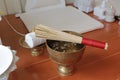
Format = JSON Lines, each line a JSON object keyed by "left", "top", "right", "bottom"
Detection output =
{"left": 0, "top": 12, "right": 120, "bottom": 80}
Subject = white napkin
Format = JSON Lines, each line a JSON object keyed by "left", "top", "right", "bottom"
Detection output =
{"left": 25, "top": 32, "right": 46, "bottom": 48}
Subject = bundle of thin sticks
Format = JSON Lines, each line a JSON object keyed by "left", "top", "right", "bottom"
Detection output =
{"left": 33, "top": 24, "right": 108, "bottom": 50}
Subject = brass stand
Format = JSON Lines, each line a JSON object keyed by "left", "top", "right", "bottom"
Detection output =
{"left": 19, "top": 37, "right": 45, "bottom": 56}
{"left": 57, "top": 65, "right": 74, "bottom": 76}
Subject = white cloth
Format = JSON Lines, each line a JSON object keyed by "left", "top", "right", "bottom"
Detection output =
{"left": 25, "top": 32, "right": 46, "bottom": 48}
{"left": 0, "top": 46, "right": 19, "bottom": 80}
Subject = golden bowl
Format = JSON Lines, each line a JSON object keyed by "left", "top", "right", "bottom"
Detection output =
{"left": 46, "top": 31, "right": 85, "bottom": 76}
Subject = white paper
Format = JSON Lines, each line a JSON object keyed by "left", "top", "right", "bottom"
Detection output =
{"left": 25, "top": 32, "right": 46, "bottom": 48}
{"left": 20, "top": 6, "right": 104, "bottom": 33}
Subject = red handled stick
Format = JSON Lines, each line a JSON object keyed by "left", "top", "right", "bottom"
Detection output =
{"left": 34, "top": 24, "right": 108, "bottom": 50}
{"left": 82, "top": 38, "right": 108, "bottom": 50}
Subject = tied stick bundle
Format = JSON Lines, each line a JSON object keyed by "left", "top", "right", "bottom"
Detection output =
{"left": 33, "top": 24, "right": 108, "bottom": 50}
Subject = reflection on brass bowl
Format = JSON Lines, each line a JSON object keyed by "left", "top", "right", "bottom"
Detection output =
{"left": 19, "top": 37, "right": 30, "bottom": 48}
{"left": 46, "top": 31, "right": 85, "bottom": 76}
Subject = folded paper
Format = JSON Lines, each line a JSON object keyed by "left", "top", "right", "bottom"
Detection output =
{"left": 25, "top": 32, "right": 46, "bottom": 48}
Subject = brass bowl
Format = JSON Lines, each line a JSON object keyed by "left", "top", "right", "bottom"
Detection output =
{"left": 46, "top": 31, "right": 85, "bottom": 76}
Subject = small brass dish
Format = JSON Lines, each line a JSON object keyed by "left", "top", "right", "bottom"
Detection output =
{"left": 19, "top": 37, "right": 45, "bottom": 56}
{"left": 19, "top": 37, "right": 30, "bottom": 48}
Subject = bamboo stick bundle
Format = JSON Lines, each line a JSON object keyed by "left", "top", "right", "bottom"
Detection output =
{"left": 33, "top": 24, "right": 108, "bottom": 50}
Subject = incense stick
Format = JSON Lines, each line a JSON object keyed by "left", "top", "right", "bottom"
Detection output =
{"left": 34, "top": 24, "right": 108, "bottom": 50}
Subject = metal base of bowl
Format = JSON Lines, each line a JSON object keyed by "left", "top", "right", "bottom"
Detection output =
{"left": 57, "top": 65, "right": 74, "bottom": 76}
